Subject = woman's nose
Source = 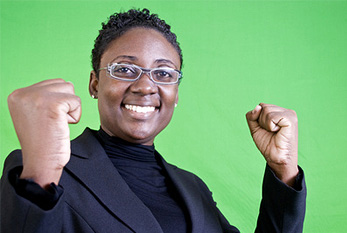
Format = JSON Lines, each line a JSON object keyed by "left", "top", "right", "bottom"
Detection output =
{"left": 129, "top": 72, "right": 158, "bottom": 95}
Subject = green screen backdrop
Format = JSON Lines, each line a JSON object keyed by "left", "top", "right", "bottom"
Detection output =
{"left": 1, "top": 1, "right": 346, "bottom": 232}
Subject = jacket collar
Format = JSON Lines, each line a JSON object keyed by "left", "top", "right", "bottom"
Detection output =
{"left": 67, "top": 128, "right": 206, "bottom": 233}
{"left": 67, "top": 128, "right": 163, "bottom": 233}
{"left": 158, "top": 154, "right": 205, "bottom": 233}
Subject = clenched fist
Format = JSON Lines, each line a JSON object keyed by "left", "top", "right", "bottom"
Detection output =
{"left": 7, "top": 79, "right": 81, "bottom": 189}
{"left": 246, "top": 103, "right": 299, "bottom": 187}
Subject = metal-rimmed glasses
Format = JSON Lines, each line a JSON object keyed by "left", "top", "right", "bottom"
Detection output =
{"left": 99, "top": 63, "right": 182, "bottom": 85}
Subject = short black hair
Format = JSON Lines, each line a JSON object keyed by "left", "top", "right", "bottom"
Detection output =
{"left": 91, "top": 8, "right": 183, "bottom": 76}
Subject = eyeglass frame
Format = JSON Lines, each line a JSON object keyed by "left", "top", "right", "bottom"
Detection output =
{"left": 99, "top": 63, "right": 183, "bottom": 85}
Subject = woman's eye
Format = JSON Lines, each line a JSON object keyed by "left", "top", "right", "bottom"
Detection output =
{"left": 111, "top": 65, "right": 138, "bottom": 78}
{"left": 116, "top": 67, "right": 131, "bottom": 73}
{"left": 156, "top": 70, "right": 172, "bottom": 77}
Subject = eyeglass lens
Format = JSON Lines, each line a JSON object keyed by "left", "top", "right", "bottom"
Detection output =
{"left": 110, "top": 64, "right": 179, "bottom": 83}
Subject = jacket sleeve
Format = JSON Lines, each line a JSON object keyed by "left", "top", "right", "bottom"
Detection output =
{"left": 194, "top": 164, "right": 306, "bottom": 233}
{"left": 0, "top": 150, "right": 65, "bottom": 233}
{"left": 192, "top": 173, "right": 241, "bottom": 233}
{"left": 255, "top": 165, "right": 307, "bottom": 233}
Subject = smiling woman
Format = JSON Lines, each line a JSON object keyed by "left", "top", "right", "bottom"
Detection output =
{"left": 0, "top": 8, "right": 306, "bottom": 233}
{"left": 90, "top": 27, "right": 180, "bottom": 145}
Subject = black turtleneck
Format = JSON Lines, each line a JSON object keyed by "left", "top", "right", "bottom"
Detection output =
{"left": 96, "top": 128, "right": 190, "bottom": 233}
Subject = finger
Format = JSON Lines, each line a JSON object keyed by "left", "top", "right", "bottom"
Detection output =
{"left": 53, "top": 93, "right": 81, "bottom": 124}
{"left": 67, "top": 96, "right": 82, "bottom": 124}
{"left": 14, "top": 80, "right": 76, "bottom": 101}
{"left": 259, "top": 111, "right": 282, "bottom": 132}
{"left": 259, "top": 103, "right": 280, "bottom": 109}
{"left": 259, "top": 103, "right": 285, "bottom": 116}
{"left": 246, "top": 104, "right": 262, "bottom": 121}
{"left": 268, "top": 109, "right": 297, "bottom": 131}
{"left": 42, "top": 91, "right": 81, "bottom": 123}
{"left": 258, "top": 104, "right": 281, "bottom": 132}
{"left": 60, "top": 82, "right": 81, "bottom": 123}
{"left": 28, "top": 79, "right": 75, "bottom": 96}
{"left": 259, "top": 108, "right": 294, "bottom": 132}
{"left": 246, "top": 104, "right": 262, "bottom": 134}
{"left": 40, "top": 81, "right": 76, "bottom": 95}
{"left": 30, "top": 78, "right": 67, "bottom": 88}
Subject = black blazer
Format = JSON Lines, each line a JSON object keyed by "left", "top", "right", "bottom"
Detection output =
{"left": 0, "top": 128, "right": 306, "bottom": 233}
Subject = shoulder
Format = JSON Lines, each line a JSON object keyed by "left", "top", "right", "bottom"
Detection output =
{"left": 163, "top": 160, "right": 214, "bottom": 196}
{"left": 164, "top": 161, "right": 200, "bottom": 180}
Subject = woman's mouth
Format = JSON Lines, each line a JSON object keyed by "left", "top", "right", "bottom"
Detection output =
{"left": 124, "top": 104, "right": 156, "bottom": 113}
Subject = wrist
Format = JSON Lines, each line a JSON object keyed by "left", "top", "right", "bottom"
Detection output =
{"left": 267, "top": 162, "right": 299, "bottom": 187}
{"left": 20, "top": 165, "right": 63, "bottom": 190}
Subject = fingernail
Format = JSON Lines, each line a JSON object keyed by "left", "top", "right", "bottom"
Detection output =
{"left": 252, "top": 105, "right": 261, "bottom": 114}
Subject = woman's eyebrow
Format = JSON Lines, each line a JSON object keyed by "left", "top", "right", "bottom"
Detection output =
{"left": 111, "top": 55, "right": 138, "bottom": 62}
{"left": 155, "top": 59, "right": 176, "bottom": 67}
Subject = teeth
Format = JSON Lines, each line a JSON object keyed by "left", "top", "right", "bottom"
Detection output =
{"left": 124, "top": 104, "right": 156, "bottom": 113}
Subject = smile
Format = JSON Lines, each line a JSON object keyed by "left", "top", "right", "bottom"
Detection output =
{"left": 124, "top": 104, "right": 156, "bottom": 113}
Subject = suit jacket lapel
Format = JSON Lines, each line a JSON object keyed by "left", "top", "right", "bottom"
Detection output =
{"left": 65, "top": 128, "right": 163, "bottom": 233}
{"left": 159, "top": 154, "right": 205, "bottom": 233}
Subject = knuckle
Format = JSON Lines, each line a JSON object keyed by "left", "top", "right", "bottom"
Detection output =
{"left": 8, "top": 88, "right": 29, "bottom": 107}
{"left": 290, "top": 109, "right": 297, "bottom": 116}
{"left": 287, "top": 109, "right": 298, "bottom": 121}
{"left": 262, "top": 106, "right": 270, "bottom": 115}
{"left": 49, "top": 78, "right": 65, "bottom": 83}
{"left": 7, "top": 90, "right": 18, "bottom": 104}
{"left": 67, "top": 83, "right": 76, "bottom": 94}
{"left": 65, "top": 81, "right": 74, "bottom": 88}
{"left": 62, "top": 81, "right": 74, "bottom": 92}
{"left": 76, "top": 95, "right": 81, "bottom": 103}
{"left": 265, "top": 111, "right": 274, "bottom": 122}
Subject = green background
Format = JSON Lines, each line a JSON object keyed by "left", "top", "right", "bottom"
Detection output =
{"left": 1, "top": 1, "right": 346, "bottom": 232}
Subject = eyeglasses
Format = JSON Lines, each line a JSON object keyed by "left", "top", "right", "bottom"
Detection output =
{"left": 99, "top": 63, "right": 182, "bottom": 85}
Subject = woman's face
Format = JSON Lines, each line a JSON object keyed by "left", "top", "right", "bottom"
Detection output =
{"left": 89, "top": 27, "right": 180, "bottom": 145}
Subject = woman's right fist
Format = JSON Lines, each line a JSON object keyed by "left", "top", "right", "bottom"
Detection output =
{"left": 7, "top": 79, "right": 81, "bottom": 189}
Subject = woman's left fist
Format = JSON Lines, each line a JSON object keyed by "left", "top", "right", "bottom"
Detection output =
{"left": 246, "top": 103, "right": 299, "bottom": 186}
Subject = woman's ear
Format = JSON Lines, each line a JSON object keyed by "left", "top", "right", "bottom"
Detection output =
{"left": 175, "top": 94, "right": 179, "bottom": 107}
{"left": 89, "top": 70, "right": 99, "bottom": 99}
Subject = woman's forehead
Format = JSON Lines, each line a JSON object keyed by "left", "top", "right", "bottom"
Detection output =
{"left": 100, "top": 28, "right": 181, "bottom": 69}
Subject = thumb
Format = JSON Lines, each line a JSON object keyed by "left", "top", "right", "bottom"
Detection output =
{"left": 246, "top": 105, "right": 262, "bottom": 134}
{"left": 67, "top": 97, "right": 82, "bottom": 124}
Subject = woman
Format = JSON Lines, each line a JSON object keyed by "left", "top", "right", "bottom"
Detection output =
{"left": 1, "top": 9, "right": 306, "bottom": 233}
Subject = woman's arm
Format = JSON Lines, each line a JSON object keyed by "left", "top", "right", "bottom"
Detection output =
{"left": 7, "top": 79, "right": 81, "bottom": 189}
